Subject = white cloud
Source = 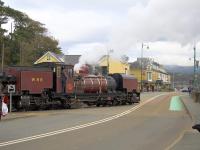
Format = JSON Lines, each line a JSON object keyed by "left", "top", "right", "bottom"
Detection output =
{"left": 108, "top": 0, "right": 200, "bottom": 66}
{"left": 27, "top": 10, "right": 112, "bottom": 43}
{"left": 110, "top": 0, "right": 200, "bottom": 47}
{"left": 147, "top": 42, "right": 195, "bottom": 66}
{"left": 4, "top": 0, "right": 200, "bottom": 66}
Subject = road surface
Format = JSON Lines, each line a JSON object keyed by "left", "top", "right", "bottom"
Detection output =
{"left": 0, "top": 92, "right": 191, "bottom": 150}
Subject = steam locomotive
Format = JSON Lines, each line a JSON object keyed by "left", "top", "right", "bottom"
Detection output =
{"left": 0, "top": 62, "right": 140, "bottom": 110}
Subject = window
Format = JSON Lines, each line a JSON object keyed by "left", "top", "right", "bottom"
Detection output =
{"left": 147, "top": 65, "right": 152, "bottom": 71}
{"left": 47, "top": 54, "right": 51, "bottom": 60}
{"left": 147, "top": 72, "right": 152, "bottom": 81}
{"left": 158, "top": 73, "right": 161, "bottom": 79}
{"left": 68, "top": 69, "right": 73, "bottom": 78}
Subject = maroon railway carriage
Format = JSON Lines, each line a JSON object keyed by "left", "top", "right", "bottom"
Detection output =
{"left": 6, "top": 67, "right": 53, "bottom": 94}
{"left": 0, "top": 62, "right": 140, "bottom": 110}
{"left": 2, "top": 63, "right": 75, "bottom": 110}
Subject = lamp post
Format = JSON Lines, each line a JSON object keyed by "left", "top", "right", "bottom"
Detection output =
{"left": 140, "top": 43, "right": 149, "bottom": 92}
{"left": 193, "top": 45, "right": 200, "bottom": 90}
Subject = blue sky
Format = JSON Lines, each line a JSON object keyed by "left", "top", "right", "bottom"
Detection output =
{"left": 4, "top": 0, "right": 200, "bottom": 66}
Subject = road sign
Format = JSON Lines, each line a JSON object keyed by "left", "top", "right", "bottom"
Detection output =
{"left": 8, "top": 85, "right": 15, "bottom": 112}
{"left": 8, "top": 85, "right": 15, "bottom": 93}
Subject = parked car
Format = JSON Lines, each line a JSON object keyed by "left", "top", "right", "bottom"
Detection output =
{"left": 180, "top": 87, "right": 188, "bottom": 92}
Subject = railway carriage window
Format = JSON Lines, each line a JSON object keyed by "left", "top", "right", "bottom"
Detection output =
{"left": 62, "top": 68, "right": 68, "bottom": 78}
{"left": 57, "top": 66, "right": 61, "bottom": 77}
{"left": 68, "top": 69, "right": 73, "bottom": 78}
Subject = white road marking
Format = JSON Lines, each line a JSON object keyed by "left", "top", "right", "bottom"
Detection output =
{"left": 0, "top": 93, "right": 167, "bottom": 147}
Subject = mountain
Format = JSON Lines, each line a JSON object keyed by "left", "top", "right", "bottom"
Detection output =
{"left": 164, "top": 65, "right": 194, "bottom": 88}
{"left": 164, "top": 65, "right": 194, "bottom": 74}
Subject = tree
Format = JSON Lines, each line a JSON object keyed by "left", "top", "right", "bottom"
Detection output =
{"left": 0, "top": 0, "right": 62, "bottom": 66}
{"left": 120, "top": 55, "right": 129, "bottom": 64}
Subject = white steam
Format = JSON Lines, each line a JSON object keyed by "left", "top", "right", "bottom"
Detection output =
{"left": 74, "top": 44, "right": 107, "bottom": 72}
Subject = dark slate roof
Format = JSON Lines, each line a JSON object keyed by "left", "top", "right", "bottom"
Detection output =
{"left": 64, "top": 55, "right": 81, "bottom": 65}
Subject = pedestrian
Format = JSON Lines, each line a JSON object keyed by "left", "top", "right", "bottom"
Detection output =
{"left": 1, "top": 94, "right": 8, "bottom": 120}
{"left": 2, "top": 94, "right": 9, "bottom": 105}
{"left": 188, "top": 87, "right": 191, "bottom": 95}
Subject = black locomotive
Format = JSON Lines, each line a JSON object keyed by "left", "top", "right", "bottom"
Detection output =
{"left": 0, "top": 62, "right": 140, "bottom": 110}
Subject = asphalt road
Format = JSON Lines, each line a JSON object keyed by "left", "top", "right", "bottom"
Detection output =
{"left": 0, "top": 92, "right": 191, "bottom": 150}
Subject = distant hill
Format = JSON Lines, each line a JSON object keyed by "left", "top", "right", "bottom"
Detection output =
{"left": 163, "top": 65, "right": 195, "bottom": 88}
{"left": 164, "top": 65, "right": 194, "bottom": 74}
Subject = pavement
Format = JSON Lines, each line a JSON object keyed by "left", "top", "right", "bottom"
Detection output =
{"left": 171, "top": 93, "right": 200, "bottom": 150}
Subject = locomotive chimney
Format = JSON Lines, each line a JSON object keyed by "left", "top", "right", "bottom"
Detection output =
{"left": 75, "top": 64, "right": 89, "bottom": 76}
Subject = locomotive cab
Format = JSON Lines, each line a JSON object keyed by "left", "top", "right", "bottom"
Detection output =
{"left": 35, "top": 62, "right": 74, "bottom": 94}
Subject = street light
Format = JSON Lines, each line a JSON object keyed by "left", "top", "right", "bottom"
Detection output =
{"left": 140, "top": 43, "right": 149, "bottom": 92}
{"left": 189, "top": 45, "right": 198, "bottom": 89}
{"left": 193, "top": 45, "right": 200, "bottom": 91}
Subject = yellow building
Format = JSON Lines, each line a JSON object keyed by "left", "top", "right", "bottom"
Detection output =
{"left": 98, "top": 56, "right": 129, "bottom": 74}
{"left": 34, "top": 51, "right": 65, "bottom": 64}
{"left": 34, "top": 51, "right": 81, "bottom": 66}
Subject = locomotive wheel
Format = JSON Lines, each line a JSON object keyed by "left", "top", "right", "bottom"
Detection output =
{"left": 96, "top": 98, "right": 103, "bottom": 107}
{"left": 23, "top": 105, "right": 30, "bottom": 111}
{"left": 112, "top": 98, "right": 119, "bottom": 106}
{"left": 107, "top": 101, "right": 113, "bottom": 107}
{"left": 121, "top": 101, "right": 126, "bottom": 105}
{"left": 132, "top": 93, "right": 139, "bottom": 103}
{"left": 16, "top": 100, "right": 23, "bottom": 110}
{"left": 40, "top": 104, "right": 49, "bottom": 110}
{"left": 64, "top": 104, "right": 71, "bottom": 109}
{"left": 62, "top": 101, "right": 71, "bottom": 109}
{"left": 128, "top": 101, "right": 133, "bottom": 105}
{"left": 96, "top": 103, "right": 100, "bottom": 107}
{"left": 102, "top": 103, "right": 107, "bottom": 107}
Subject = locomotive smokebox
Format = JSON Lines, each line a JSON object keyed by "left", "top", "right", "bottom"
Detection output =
{"left": 74, "top": 64, "right": 89, "bottom": 76}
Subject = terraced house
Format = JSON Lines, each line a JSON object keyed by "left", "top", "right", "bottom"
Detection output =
{"left": 128, "top": 58, "right": 171, "bottom": 91}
